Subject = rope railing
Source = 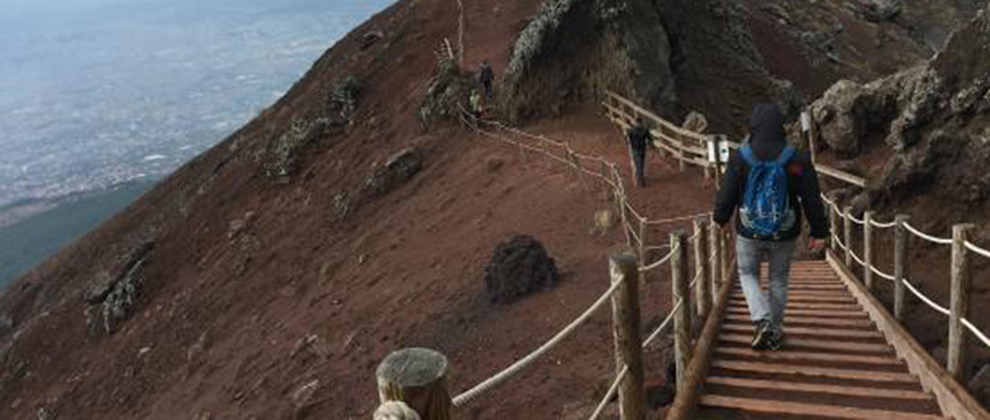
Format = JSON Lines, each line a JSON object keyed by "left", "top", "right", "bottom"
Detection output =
{"left": 903, "top": 278, "right": 951, "bottom": 316}
{"left": 451, "top": 278, "right": 624, "bottom": 407}
{"left": 848, "top": 213, "right": 866, "bottom": 225}
{"left": 645, "top": 212, "right": 713, "bottom": 226}
{"left": 870, "top": 265, "right": 896, "bottom": 282}
{"left": 639, "top": 244, "right": 679, "bottom": 272}
{"left": 965, "top": 241, "right": 990, "bottom": 259}
{"left": 870, "top": 219, "right": 897, "bottom": 229}
{"left": 904, "top": 222, "right": 954, "bottom": 245}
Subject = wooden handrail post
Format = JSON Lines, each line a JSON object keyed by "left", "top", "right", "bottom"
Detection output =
{"left": 894, "top": 214, "right": 910, "bottom": 321}
{"left": 541, "top": 137, "right": 551, "bottom": 168}
{"left": 712, "top": 136, "right": 724, "bottom": 190}
{"left": 709, "top": 221, "right": 723, "bottom": 303}
{"left": 829, "top": 202, "right": 839, "bottom": 252}
{"left": 609, "top": 250, "right": 647, "bottom": 420}
{"left": 948, "top": 224, "right": 975, "bottom": 380}
{"left": 638, "top": 219, "right": 648, "bottom": 288}
{"left": 600, "top": 160, "right": 611, "bottom": 199}
{"left": 694, "top": 219, "right": 712, "bottom": 320}
{"left": 377, "top": 348, "right": 452, "bottom": 420}
{"left": 676, "top": 132, "right": 687, "bottom": 172}
{"left": 671, "top": 231, "right": 693, "bottom": 395}
{"left": 864, "top": 211, "right": 876, "bottom": 291}
{"left": 617, "top": 191, "right": 632, "bottom": 247}
{"left": 720, "top": 229, "right": 732, "bottom": 283}
{"left": 844, "top": 206, "right": 854, "bottom": 268}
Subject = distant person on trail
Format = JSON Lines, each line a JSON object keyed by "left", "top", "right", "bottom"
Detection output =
{"left": 469, "top": 89, "right": 484, "bottom": 120}
{"left": 479, "top": 60, "right": 494, "bottom": 99}
{"left": 713, "top": 104, "right": 829, "bottom": 351}
{"left": 626, "top": 117, "right": 653, "bottom": 187}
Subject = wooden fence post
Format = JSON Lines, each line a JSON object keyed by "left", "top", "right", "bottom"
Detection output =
{"left": 609, "top": 251, "right": 647, "bottom": 420}
{"left": 377, "top": 348, "right": 452, "bottom": 420}
{"left": 829, "top": 202, "right": 839, "bottom": 252}
{"left": 894, "top": 214, "right": 910, "bottom": 322}
{"left": 638, "top": 219, "right": 648, "bottom": 287}
{"left": 721, "top": 229, "right": 732, "bottom": 283}
{"left": 676, "top": 132, "right": 687, "bottom": 172}
{"left": 541, "top": 137, "right": 552, "bottom": 169}
{"left": 948, "top": 224, "right": 975, "bottom": 380}
{"left": 671, "top": 231, "right": 693, "bottom": 395}
{"left": 709, "top": 221, "right": 723, "bottom": 304}
{"left": 694, "top": 219, "right": 712, "bottom": 320}
{"left": 844, "top": 206, "right": 854, "bottom": 268}
{"left": 864, "top": 211, "right": 875, "bottom": 291}
{"left": 601, "top": 160, "right": 611, "bottom": 199}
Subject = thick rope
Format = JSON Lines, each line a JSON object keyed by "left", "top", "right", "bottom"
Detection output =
{"left": 870, "top": 219, "right": 897, "bottom": 229}
{"left": 903, "top": 278, "right": 951, "bottom": 316}
{"left": 645, "top": 212, "right": 713, "bottom": 226}
{"left": 870, "top": 265, "right": 896, "bottom": 282}
{"left": 588, "top": 365, "right": 629, "bottom": 420}
{"left": 850, "top": 249, "right": 867, "bottom": 267}
{"left": 451, "top": 279, "right": 623, "bottom": 406}
{"left": 904, "top": 222, "right": 953, "bottom": 245}
{"left": 848, "top": 213, "right": 866, "bottom": 225}
{"left": 965, "top": 240, "right": 990, "bottom": 259}
{"left": 643, "top": 300, "right": 682, "bottom": 348}
{"left": 639, "top": 243, "right": 679, "bottom": 272}
{"left": 963, "top": 318, "right": 990, "bottom": 349}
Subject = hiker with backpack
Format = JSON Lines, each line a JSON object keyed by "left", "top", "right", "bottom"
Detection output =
{"left": 713, "top": 104, "right": 829, "bottom": 350}
{"left": 479, "top": 60, "right": 494, "bottom": 99}
{"left": 626, "top": 117, "right": 653, "bottom": 187}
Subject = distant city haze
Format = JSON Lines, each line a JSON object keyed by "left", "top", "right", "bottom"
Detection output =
{"left": 0, "top": 0, "right": 392, "bottom": 209}
{"left": 0, "top": 0, "right": 392, "bottom": 287}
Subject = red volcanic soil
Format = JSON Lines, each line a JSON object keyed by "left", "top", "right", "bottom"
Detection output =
{"left": 0, "top": 1, "right": 719, "bottom": 419}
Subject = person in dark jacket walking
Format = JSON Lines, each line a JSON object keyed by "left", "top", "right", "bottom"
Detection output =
{"left": 713, "top": 104, "right": 829, "bottom": 350}
{"left": 626, "top": 117, "right": 652, "bottom": 187}
{"left": 479, "top": 60, "right": 494, "bottom": 99}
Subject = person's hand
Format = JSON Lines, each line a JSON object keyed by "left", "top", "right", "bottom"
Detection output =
{"left": 808, "top": 238, "right": 827, "bottom": 253}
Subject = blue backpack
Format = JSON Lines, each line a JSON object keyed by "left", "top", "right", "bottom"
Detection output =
{"left": 739, "top": 145, "right": 797, "bottom": 238}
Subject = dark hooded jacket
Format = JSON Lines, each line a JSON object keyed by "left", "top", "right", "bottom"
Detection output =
{"left": 713, "top": 104, "right": 829, "bottom": 241}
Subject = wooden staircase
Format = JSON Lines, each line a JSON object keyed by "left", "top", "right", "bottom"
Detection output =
{"left": 693, "top": 260, "right": 948, "bottom": 420}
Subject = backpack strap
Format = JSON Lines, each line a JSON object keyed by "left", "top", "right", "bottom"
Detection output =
{"left": 776, "top": 145, "right": 797, "bottom": 165}
{"left": 739, "top": 146, "right": 757, "bottom": 166}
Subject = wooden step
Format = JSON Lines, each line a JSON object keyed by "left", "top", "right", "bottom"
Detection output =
{"left": 724, "top": 308, "right": 869, "bottom": 319}
{"left": 720, "top": 324, "right": 882, "bottom": 339}
{"left": 723, "top": 314, "right": 874, "bottom": 329}
{"left": 719, "top": 335, "right": 893, "bottom": 354}
{"left": 730, "top": 294, "right": 856, "bottom": 304}
{"left": 715, "top": 347, "right": 903, "bottom": 367}
{"left": 706, "top": 376, "right": 933, "bottom": 400}
{"left": 710, "top": 360, "right": 916, "bottom": 383}
{"left": 699, "top": 395, "right": 944, "bottom": 420}
{"left": 727, "top": 302, "right": 862, "bottom": 311}
{"left": 737, "top": 284, "right": 847, "bottom": 291}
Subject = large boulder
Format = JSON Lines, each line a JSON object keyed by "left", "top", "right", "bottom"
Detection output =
{"left": 484, "top": 235, "right": 559, "bottom": 304}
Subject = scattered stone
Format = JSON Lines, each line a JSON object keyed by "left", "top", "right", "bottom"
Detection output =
{"left": 681, "top": 111, "right": 709, "bottom": 133}
{"left": 593, "top": 209, "right": 614, "bottom": 235}
{"left": 484, "top": 235, "right": 558, "bottom": 304}
{"left": 0, "top": 315, "right": 13, "bottom": 337}
{"left": 138, "top": 347, "right": 152, "bottom": 356}
{"left": 84, "top": 242, "right": 155, "bottom": 335}
{"left": 759, "top": 4, "right": 792, "bottom": 25}
{"left": 374, "top": 401, "right": 422, "bottom": 420}
{"left": 362, "top": 147, "right": 425, "bottom": 196}
{"left": 360, "top": 31, "right": 384, "bottom": 50}
{"left": 291, "top": 379, "right": 320, "bottom": 409}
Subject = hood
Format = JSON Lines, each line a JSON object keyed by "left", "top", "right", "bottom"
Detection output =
{"left": 748, "top": 104, "right": 786, "bottom": 161}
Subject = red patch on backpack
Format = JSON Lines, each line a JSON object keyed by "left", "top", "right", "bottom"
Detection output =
{"left": 787, "top": 162, "right": 803, "bottom": 176}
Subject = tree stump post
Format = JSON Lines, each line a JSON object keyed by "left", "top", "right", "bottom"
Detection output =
{"left": 694, "top": 218, "right": 712, "bottom": 320}
{"left": 948, "top": 224, "right": 975, "bottom": 380}
{"left": 844, "top": 207, "right": 854, "bottom": 268}
{"left": 709, "top": 221, "right": 723, "bottom": 305}
{"left": 894, "top": 215, "right": 910, "bottom": 322}
{"left": 864, "top": 211, "right": 876, "bottom": 291}
{"left": 671, "top": 231, "right": 693, "bottom": 395}
{"left": 609, "top": 251, "right": 647, "bottom": 420}
{"left": 376, "top": 348, "right": 451, "bottom": 420}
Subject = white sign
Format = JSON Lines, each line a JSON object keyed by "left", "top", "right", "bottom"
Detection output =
{"left": 707, "top": 136, "right": 731, "bottom": 163}
{"left": 801, "top": 111, "right": 812, "bottom": 133}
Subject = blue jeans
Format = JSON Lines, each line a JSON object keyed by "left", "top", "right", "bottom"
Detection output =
{"left": 632, "top": 149, "right": 646, "bottom": 187}
{"left": 736, "top": 236, "right": 797, "bottom": 327}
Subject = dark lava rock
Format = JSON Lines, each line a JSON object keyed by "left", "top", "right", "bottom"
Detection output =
{"left": 484, "top": 235, "right": 558, "bottom": 304}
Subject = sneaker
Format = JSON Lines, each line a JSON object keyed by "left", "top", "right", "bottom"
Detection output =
{"left": 752, "top": 320, "right": 772, "bottom": 350}
{"left": 764, "top": 327, "right": 784, "bottom": 351}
